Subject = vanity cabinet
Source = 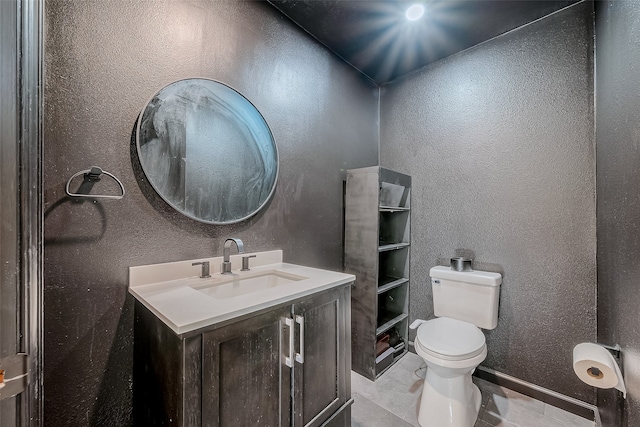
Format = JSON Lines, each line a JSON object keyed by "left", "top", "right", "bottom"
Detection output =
{"left": 345, "top": 166, "right": 411, "bottom": 380}
{"left": 202, "top": 305, "right": 291, "bottom": 426}
{"left": 133, "top": 284, "right": 352, "bottom": 427}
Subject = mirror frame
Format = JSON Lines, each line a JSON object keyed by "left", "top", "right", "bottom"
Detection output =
{"left": 135, "top": 78, "right": 279, "bottom": 225}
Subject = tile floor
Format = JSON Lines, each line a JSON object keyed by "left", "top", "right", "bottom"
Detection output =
{"left": 351, "top": 352, "right": 595, "bottom": 427}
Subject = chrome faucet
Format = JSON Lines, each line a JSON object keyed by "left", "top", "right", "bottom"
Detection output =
{"left": 221, "top": 238, "right": 245, "bottom": 274}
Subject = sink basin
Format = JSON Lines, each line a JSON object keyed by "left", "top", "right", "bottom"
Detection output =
{"left": 191, "top": 270, "right": 308, "bottom": 299}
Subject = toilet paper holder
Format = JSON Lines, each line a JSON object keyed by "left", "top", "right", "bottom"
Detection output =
{"left": 573, "top": 342, "right": 625, "bottom": 398}
{"left": 599, "top": 343, "right": 621, "bottom": 358}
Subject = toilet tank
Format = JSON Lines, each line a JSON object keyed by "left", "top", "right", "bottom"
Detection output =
{"left": 430, "top": 266, "right": 502, "bottom": 330}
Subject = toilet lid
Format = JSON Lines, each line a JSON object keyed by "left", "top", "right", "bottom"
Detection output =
{"left": 416, "top": 317, "right": 485, "bottom": 359}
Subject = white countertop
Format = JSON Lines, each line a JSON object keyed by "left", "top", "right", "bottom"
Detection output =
{"left": 129, "top": 250, "right": 355, "bottom": 335}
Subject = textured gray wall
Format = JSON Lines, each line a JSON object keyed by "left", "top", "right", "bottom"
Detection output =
{"left": 380, "top": 2, "right": 596, "bottom": 402}
{"left": 43, "top": 1, "right": 378, "bottom": 424}
{"left": 596, "top": 1, "right": 640, "bottom": 425}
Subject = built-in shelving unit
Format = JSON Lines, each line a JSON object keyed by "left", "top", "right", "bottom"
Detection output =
{"left": 345, "top": 166, "right": 411, "bottom": 380}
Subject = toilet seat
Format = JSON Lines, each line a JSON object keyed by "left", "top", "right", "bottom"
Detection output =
{"left": 416, "top": 317, "right": 485, "bottom": 361}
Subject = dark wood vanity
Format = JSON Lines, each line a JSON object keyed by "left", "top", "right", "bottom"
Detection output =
{"left": 133, "top": 283, "right": 352, "bottom": 427}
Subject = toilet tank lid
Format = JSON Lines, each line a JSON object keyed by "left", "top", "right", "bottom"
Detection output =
{"left": 430, "top": 266, "right": 502, "bottom": 287}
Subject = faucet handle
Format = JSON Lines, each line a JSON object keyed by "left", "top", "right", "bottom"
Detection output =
{"left": 192, "top": 261, "right": 211, "bottom": 278}
{"left": 241, "top": 255, "right": 257, "bottom": 271}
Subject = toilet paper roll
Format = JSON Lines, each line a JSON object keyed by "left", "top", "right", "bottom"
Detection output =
{"left": 573, "top": 343, "right": 626, "bottom": 398}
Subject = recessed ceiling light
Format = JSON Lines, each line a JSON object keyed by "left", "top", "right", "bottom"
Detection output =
{"left": 406, "top": 4, "right": 425, "bottom": 21}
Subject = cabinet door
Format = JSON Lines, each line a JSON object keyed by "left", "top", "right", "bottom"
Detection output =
{"left": 292, "top": 286, "right": 351, "bottom": 427}
{"left": 202, "top": 306, "right": 292, "bottom": 427}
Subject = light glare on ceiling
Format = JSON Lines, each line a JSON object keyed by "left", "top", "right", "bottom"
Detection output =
{"left": 406, "top": 4, "right": 425, "bottom": 21}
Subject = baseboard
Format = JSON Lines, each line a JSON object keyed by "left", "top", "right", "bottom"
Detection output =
{"left": 473, "top": 366, "right": 601, "bottom": 426}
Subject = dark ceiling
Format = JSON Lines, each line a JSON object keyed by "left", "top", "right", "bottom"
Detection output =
{"left": 268, "top": 0, "right": 580, "bottom": 85}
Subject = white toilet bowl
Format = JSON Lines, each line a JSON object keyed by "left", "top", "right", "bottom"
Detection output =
{"left": 414, "top": 317, "right": 487, "bottom": 427}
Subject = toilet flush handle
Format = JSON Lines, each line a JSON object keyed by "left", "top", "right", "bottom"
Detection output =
{"left": 409, "top": 319, "right": 428, "bottom": 329}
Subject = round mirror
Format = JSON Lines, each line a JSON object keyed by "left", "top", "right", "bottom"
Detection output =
{"left": 136, "top": 78, "right": 278, "bottom": 224}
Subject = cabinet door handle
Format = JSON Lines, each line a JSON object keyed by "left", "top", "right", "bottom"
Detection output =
{"left": 285, "top": 317, "right": 294, "bottom": 368}
{"left": 295, "top": 315, "right": 304, "bottom": 364}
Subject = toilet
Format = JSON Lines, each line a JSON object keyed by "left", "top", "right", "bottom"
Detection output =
{"left": 411, "top": 265, "right": 502, "bottom": 427}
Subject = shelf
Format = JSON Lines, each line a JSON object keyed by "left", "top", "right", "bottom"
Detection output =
{"left": 377, "top": 277, "right": 409, "bottom": 294}
{"left": 375, "top": 349, "right": 408, "bottom": 378}
{"left": 379, "top": 206, "right": 410, "bottom": 212}
{"left": 346, "top": 167, "right": 411, "bottom": 382}
{"left": 376, "top": 312, "right": 408, "bottom": 336}
{"left": 378, "top": 242, "right": 410, "bottom": 252}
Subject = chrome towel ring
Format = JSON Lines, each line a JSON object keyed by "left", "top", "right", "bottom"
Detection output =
{"left": 65, "top": 166, "right": 125, "bottom": 200}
